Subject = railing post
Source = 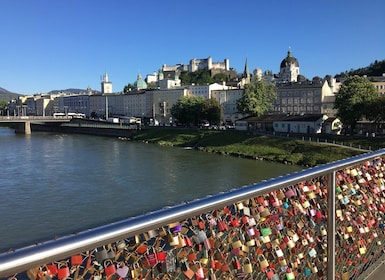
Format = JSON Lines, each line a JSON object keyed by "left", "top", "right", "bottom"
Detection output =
{"left": 327, "top": 170, "right": 336, "bottom": 279}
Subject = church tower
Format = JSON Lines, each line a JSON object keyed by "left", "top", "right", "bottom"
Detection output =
{"left": 101, "top": 72, "right": 113, "bottom": 94}
{"left": 243, "top": 57, "right": 250, "bottom": 80}
{"left": 279, "top": 49, "right": 299, "bottom": 82}
{"left": 239, "top": 57, "right": 251, "bottom": 87}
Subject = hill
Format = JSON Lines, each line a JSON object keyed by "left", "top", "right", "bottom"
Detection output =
{"left": 338, "top": 59, "right": 385, "bottom": 77}
{"left": 0, "top": 87, "right": 23, "bottom": 102}
{"left": 48, "top": 88, "right": 98, "bottom": 95}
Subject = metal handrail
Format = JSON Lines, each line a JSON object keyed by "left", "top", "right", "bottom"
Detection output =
{"left": 1, "top": 149, "right": 385, "bottom": 277}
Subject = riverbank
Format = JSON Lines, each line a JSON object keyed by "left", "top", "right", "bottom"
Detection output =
{"left": 130, "top": 128, "right": 371, "bottom": 167}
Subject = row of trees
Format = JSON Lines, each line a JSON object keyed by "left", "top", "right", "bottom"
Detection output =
{"left": 179, "top": 70, "right": 234, "bottom": 85}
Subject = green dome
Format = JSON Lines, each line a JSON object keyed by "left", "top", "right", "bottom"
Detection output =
{"left": 134, "top": 74, "right": 147, "bottom": 89}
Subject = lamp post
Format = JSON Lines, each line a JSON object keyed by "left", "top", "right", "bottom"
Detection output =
{"left": 105, "top": 96, "right": 108, "bottom": 120}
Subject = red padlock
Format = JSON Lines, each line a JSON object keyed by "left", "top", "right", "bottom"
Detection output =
{"left": 46, "top": 263, "right": 57, "bottom": 276}
{"left": 104, "top": 259, "right": 116, "bottom": 276}
{"left": 57, "top": 262, "right": 70, "bottom": 280}
{"left": 71, "top": 254, "right": 83, "bottom": 266}
{"left": 232, "top": 257, "right": 241, "bottom": 270}
{"left": 156, "top": 251, "right": 166, "bottom": 261}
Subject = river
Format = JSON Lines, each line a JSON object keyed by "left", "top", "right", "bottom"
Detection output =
{"left": 0, "top": 127, "right": 301, "bottom": 252}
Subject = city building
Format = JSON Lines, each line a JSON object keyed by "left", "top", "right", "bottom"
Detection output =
{"left": 158, "top": 72, "right": 181, "bottom": 90}
{"left": 273, "top": 79, "right": 338, "bottom": 116}
{"left": 271, "top": 50, "right": 341, "bottom": 116}
{"left": 366, "top": 74, "right": 385, "bottom": 95}
{"left": 161, "top": 57, "right": 230, "bottom": 79}
{"left": 114, "top": 90, "right": 148, "bottom": 117}
{"left": 187, "top": 83, "right": 228, "bottom": 99}
{"left": 145, "top": 72, "right": 159, "bottom": 84}
{"left": 235, "top": 114, "right": 337, "bottom": 134}
{"left": 189, "top": 57, "right": 229, "bottom": 72}
{"left": 152, "top": 88, "right": 190, "bottom": 125}
{"left": 211, "top": 88, "right": 245, "bottom": 124}
{"left": 101, "top": 72, "right": 112, "bottom": 94}
{"left": 279, "top": 49, "right": 300, "bottom": 83}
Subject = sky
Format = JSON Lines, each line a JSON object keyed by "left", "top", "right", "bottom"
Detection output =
{"left": 1, "top": 0, "right": 384, "bottom": 95}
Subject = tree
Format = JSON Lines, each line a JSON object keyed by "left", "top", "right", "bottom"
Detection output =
{"left": 236, "top": 77, "right": 277, "bottom": 115}
{"left": 364, "top": 95, "right": 385, "bottom": 131}
{"left": 202, "top": 98, "right": 222, "bottom": 125}
{"left": 170, "top": 96, "right": 205, "bottom": 126}
{"left": 147, "top": 82, "right": 157, "bottom": 89}
{"left": 213, "top": 73, "right": 228, "bottom": 83}
{"left": 123, "top": 83, "right": 135, "bottom": 93}
{"left": 0, "top": 100, "right": 7, "bottom": 110}
{"left": 334, "top": 76, "right": 378, "bottom": 134}
{"left": 170, "top": 96, "right": 222, "bottom": 126}
{"left": 180, "top": 70, "right": 214, "bottom": 85}
{"left": 0, "top": 100, "right": 7, "bottom": 115}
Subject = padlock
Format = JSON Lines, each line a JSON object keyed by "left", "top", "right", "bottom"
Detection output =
{"left": 243, "top": 258, "right": 253, "bottom": 273}
{"left": 258, "top": 254, "right": 269, "bottom": 269}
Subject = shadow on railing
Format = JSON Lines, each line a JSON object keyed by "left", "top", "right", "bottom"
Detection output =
{"left": 1, "top": 149, "right": 385, "bottom": 280}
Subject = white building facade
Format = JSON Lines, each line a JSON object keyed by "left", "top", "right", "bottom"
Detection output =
{"left": 187, "top": 83, "right": 228, "bottom": 99}
{"left": 153, "top": 88, "right": 190, "bottom": 125}
{"left": 211, "top": 88, "right": 245, "bottom": 124}
{"left": 274, "top": 79, "right": 338, "bottom": 116}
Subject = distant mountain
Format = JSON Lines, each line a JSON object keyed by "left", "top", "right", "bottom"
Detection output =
{"left": 48, "top": 88, "right": 90, "bottom": 94}
{"left": 48, "top": 88, "right": 102, "bottom": 95}
{"left": 0, "top": 87, "right": 23, "bottom": 102}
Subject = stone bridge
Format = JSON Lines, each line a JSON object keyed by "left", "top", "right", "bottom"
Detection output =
{"left": 0, "top": 116, "right": 72, "bottom": 134}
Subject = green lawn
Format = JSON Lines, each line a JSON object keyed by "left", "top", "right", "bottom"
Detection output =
{"left": 131, "top": 128, "right": 379, "bottom": 167}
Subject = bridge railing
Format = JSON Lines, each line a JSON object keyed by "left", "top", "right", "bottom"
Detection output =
{"left": 1, "top": 149, "right": 385, "bottom": 279}
{"left": 0, "top": 116, "right": 73, "bottom": 121}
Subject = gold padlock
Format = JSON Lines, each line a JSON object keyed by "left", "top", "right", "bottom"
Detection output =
{"left": 244, "top": 257, "right": 253, "bottom": 273}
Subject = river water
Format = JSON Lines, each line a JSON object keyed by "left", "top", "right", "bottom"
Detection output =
{"left": 0, "top": 127, "right": 301, "bottom": 252}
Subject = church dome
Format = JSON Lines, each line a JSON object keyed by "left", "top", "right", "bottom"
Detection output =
{"left": 280, "top": 49, "right": 299, "bottom": 68}
{"left": 134, "top": 74, "right": 148, "bottom": 89}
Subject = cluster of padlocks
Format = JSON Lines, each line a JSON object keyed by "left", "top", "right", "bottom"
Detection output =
{"left": 6, "top": 157, "right": 385, "bottom": 280}
{"left": 335, "top": 159, "right": 385, "bottom": 278}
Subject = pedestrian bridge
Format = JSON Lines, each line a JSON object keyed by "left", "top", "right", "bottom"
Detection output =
{"left": 0, "top": 116, "right": 72, "bottom": 134}
{"left": 1, "top": 149, "right": 385, "bottom": 279}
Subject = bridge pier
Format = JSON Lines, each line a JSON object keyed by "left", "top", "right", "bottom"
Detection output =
{"left": 14, "top": 121, "right": 31, "bottom": 135}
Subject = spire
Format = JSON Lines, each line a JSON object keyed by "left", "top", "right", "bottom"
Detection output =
{"left": 103, "top": 71, "right": 109, "bottom": 82}
{"left": 287, "top": 47, "right": 292, "bottom": 58}
{"left": 243, "top": 57, "right": 250, "bottom": 78}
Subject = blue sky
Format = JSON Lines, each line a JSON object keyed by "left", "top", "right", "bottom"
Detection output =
{"left": 1, "top": 0, "right": 384, "bottom": 94}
